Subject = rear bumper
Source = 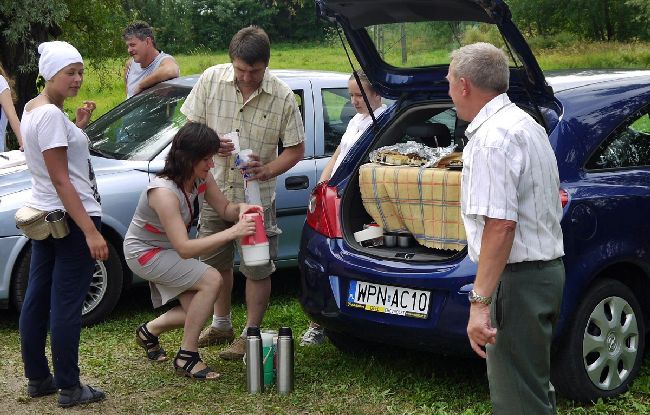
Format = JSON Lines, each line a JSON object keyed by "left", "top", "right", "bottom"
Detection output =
{"left": 298, "top": 226, "right": 477, "bottom": 356}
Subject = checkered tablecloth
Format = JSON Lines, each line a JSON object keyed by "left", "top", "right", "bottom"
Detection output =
{"left": 359, "top": 163, "right": 466, "bottom": 251}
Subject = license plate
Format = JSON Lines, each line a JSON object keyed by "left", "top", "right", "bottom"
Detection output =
{"left": 347, "top": 280, "right": 430, "bottom": 319}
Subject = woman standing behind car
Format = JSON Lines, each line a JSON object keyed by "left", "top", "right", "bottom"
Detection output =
{"left": 124, "top": 122, "right": 258, "bottom": 380}
{"left": 0, "top": 63, "right": 23, "bottom": 151}
{"left": 19, "top": 41, "right": 108, "bottom": 407}
{"left": 300, "top": 70, "right": 386, "bottom": 346}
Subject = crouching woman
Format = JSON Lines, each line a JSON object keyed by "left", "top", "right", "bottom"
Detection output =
{"left": 124, "top": 122, "right": 258, "bottom": 380}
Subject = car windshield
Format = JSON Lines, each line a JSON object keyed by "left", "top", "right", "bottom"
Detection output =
{"left": 365, "top": 21, "right": 514, "bottom": 68}
{"left": 86, "top": 85, "right": 188, "bottom": 161}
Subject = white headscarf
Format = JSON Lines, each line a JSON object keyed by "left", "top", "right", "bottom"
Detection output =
{"left": 38, "top": 41, "right": 84, "bottom": 81}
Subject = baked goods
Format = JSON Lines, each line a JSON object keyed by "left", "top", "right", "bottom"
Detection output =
{"left": 379, "top": 151, "right": 427, "bottom": 166}
{"left": 370, "top": 141, "right": 453, "bottom": 167}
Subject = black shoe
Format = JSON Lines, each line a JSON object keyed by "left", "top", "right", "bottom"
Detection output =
{"left": 58, "top": 383, "right": 105, "bottom": 408}
{"left": 27, "top": 374, "right": 57, "bottom": 398}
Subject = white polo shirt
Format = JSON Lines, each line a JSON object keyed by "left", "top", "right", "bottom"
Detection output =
{"left": 460, "top": 93, "right": 564, "bottom": 264}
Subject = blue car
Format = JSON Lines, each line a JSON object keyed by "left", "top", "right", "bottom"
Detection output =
{"left": 299, "top": 0, "right": 650, "bottom": 402}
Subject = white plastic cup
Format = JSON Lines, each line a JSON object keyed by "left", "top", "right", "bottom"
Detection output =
{"left": 245, "top": 179, "right": 262, "bottom": 206}
{"left": 223, "top": 131, "right": 240, "bottom": 154}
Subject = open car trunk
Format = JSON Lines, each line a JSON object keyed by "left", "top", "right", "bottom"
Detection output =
{"left": 340, "top": 101, "right": 468, "bottom": 262}
{"left": 339, "top": 99, "right": 549, "bottom": 263}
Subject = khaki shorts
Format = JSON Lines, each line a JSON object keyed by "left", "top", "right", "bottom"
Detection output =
{"left": 198, "top": 201, "right": 279, "bottom": 280}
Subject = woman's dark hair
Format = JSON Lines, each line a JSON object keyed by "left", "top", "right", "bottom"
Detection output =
{"left": 159, "top": 122, "right": 220, "bottom": 189}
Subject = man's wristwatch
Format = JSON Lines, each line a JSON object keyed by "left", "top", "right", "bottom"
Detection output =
{"left": 468, "top": 289, "right": 492, "bottom": 305}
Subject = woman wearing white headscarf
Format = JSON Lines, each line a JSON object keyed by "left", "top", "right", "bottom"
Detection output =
{"left": 19, "top": 40, "right": 107, "bottom": 408}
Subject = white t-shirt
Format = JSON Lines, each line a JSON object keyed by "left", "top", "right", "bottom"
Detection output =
{"left": 460, "top": 93, "right": 564, "bottom": 263}
{"left": 21, "top": 104, "right": 102, "bottom": 216}
{"left": 0, "top": 75, "right": 9, "bottom": 152}
{"left": 331, "top": 104, "right": 387, "bottom": 177}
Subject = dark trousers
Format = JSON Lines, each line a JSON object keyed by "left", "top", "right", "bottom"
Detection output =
{"left": 19, "top": 216, "right": 100, "bottom": 389}
{"left": 486, "top": 258, "right": 565, "bottom": 415}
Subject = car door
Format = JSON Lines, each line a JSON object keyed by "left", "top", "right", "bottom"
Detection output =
{"left": 274, "top": 80, "right": 317, "bottom": 265}
{"left": 582, "top": 105, "right": 650, "bottom": 254}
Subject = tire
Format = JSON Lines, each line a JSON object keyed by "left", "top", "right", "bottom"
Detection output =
{"left": 551, "top": 278, "right": 645, "bottom": 402}
{"left": 11, "top": 240, "right": 124, "bottom": 327}
{"left": 325, "top": 329, "right": 379, "bottom": 355}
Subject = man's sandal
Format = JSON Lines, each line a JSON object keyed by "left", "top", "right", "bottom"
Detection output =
{"left": 135, "top": 323, "right": 168, "bottom": 362}
{"left": 173, "top": 349, "right": 220, "bottom": 380}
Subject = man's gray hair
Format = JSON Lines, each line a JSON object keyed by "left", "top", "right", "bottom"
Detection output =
{"left": 123, "top": 21, "right": 156, "bottom": 47}
{"left": 450, "top": 42, "right": 509, "bottom": 93}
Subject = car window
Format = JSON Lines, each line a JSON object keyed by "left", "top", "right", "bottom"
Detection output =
{"left": 586, "top": 109, "right": 650, "bottom": 170}
{"left": 364, "top": 21, "right": 517, "bottom": 69}
{"left": 87, "top": 86, "right": 188, "bottom": 161}
{"left": 322, "top": 87, "right": 351, "bottom": 156}
{"left": 278, "top": 90, "right": 305, "bottom": 157}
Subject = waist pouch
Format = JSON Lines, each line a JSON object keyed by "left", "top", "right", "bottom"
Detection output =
{"left": 15, "top": 206, "right": 50, "bottom": 240}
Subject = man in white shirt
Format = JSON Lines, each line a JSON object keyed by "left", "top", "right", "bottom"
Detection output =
{"left": 123, "top": 21, "right": 179, "bottom": 98}
{"left": 447, "top": 42, "right": 565, "bottom": 414}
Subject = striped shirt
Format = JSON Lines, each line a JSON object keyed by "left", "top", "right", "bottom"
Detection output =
{"left": 460, "top": 93, "right": 564, "bottom": 264}
{"left": 180, "top": 64, "right": 304, "bottom": 207}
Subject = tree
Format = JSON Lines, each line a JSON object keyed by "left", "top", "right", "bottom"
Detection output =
{"left": 0, "top": 0, "right": 67, "bottom": 115}
{"left": 0, "top": 0, "right": 126, "bottom": 115}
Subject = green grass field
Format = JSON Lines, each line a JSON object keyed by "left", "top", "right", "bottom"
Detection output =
{"left": 2, "top": 273, "right": 650, "bottom": 414}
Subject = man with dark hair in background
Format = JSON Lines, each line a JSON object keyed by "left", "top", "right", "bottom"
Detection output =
{"left": 123, "top": 21, "right": 179, "bottom": 98}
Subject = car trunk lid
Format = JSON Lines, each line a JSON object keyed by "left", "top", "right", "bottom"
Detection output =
{"left": 317, "top": 0, "right": 556, "bottom": 110}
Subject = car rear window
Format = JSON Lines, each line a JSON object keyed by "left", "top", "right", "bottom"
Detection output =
{"left": 363, "top": 21, "right": 513, "bottom": 68}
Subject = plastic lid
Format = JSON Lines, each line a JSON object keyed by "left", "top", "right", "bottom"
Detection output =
{"left": 247, "top": 326, "right": 261, "bottom": 337}
{"left": 278, "top": 327, "right": 292, "bottom": 336}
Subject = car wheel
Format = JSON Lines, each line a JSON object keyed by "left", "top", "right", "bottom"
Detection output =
{"left": 11, "top": 240, "right": 124, "bottom": 326}
{"left": 325, "top": 329, "right": 379, "bottom": 355}
{"left": 551, "top": 278, "right": 645, "bottom": 402}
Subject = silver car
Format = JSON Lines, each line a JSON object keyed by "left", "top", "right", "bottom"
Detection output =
{"left": 0, "top": 69, "right": 355, "bottom": 325}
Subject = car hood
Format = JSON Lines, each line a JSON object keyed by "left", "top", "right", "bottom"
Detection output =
{"left": 0, "top": 155, "right": 150, "bottom": 197}
{"left": 317, "top": 0, "right": 554, "bottom": 106}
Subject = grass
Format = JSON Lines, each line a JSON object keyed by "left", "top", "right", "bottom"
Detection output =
{"left": 3, "top": 271, "right": 650, "bottom": 414}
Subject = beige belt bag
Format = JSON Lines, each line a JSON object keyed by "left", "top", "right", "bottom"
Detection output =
{"left": 15, "top": 206, "right": 50, "bottom": 240}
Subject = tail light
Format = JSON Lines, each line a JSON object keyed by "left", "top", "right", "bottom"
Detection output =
{"left": 560, "top": 188, "right": 569, "bottom": 208}
{"left": 306, "top": 181, "right": 342, "bottom": 238}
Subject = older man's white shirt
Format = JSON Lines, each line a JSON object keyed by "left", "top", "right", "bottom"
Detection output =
{"left": 460, "top": 93, "right": 564, "bottom": 264}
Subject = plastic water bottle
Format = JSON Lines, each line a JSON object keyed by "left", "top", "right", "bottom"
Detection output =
{"left": 236, "top": 149, "right": 262, "bottom": 206}
{"left": 276, "top": 326, "right": 294, "bottom": 394}
{"left": 245, "top": 327, "right": 264, "bottom": 393}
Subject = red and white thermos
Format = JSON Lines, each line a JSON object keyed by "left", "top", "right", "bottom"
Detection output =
{"left": 240, "top": 210, "right": 270, "bottom": 266}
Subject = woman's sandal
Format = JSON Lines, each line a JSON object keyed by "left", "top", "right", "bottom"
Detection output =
{"left": 135, "top": 323, "right": 168, "bottom": 362}
{"left": 173, "top": 349, "right": 220, "bottom": 380}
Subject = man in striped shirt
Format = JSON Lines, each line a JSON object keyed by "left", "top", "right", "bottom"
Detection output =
{"left": 447, "top": 42, "right": 565, "bottom": 414}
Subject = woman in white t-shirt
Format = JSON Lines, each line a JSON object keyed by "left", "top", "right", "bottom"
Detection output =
{"left": 0, "top": 64, "right": 23, "bottom": 151}
{"left": 301, "top": 71, "right": 386, "bottom": 346}
{"left": 18, "top": 41, "right": 107, "bottom": 408}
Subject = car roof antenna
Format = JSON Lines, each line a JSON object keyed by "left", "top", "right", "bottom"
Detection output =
{"left": 335, "top": 24, "right": 378, "bottom": 132}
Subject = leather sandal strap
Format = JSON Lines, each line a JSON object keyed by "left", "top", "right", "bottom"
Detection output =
{"left": 175, "top": 349, "right": 201, "bottom": 372}
{"left": 137, "top": 323, "right": 160, "bottom": 348}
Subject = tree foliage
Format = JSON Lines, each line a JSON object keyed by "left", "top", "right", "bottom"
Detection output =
{"left": 507, "top": 0, "right": 650, "bottom": 41}
{"left": 0, "top": 0, "right": 126, "bottom": 113}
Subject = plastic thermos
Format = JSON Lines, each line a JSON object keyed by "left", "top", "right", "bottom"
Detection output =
{"left": 276, "top": 326, "right": 294, "bottom": 394}
{"left": 245, "top": 327, "right": 264, "bottom": 393}
{"left": 240, "top": 210, "right": 270, "bottom": 266}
